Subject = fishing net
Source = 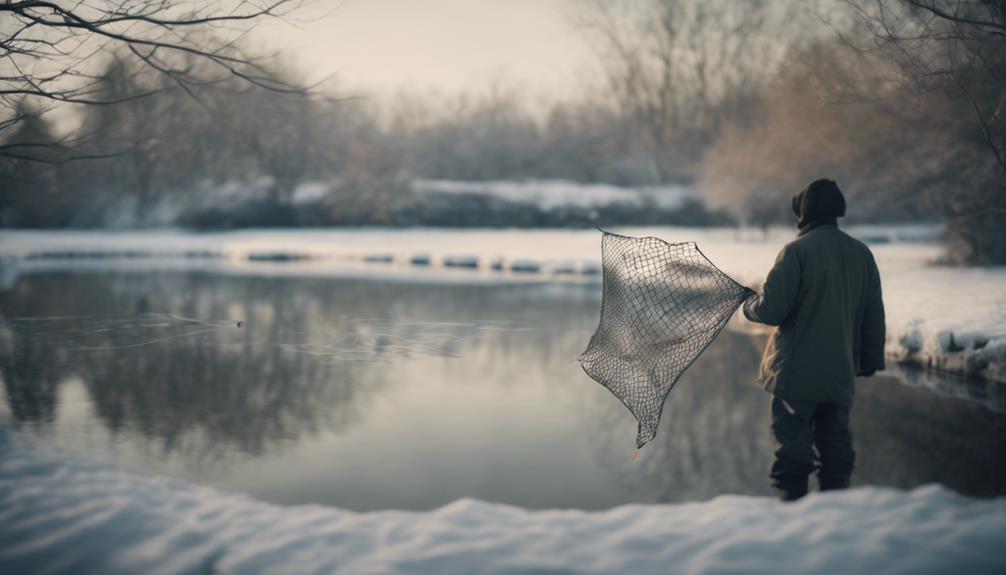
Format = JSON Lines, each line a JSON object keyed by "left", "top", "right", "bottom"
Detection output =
{"left": 579, "top": 230, "right": 755, "bottom": 448}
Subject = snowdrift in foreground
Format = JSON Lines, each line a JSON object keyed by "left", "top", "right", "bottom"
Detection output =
{"left": 2, "top": 433, "right": 1005, "bottom": 575}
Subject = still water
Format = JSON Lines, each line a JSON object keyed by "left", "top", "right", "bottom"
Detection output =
{"left": 2, "top": 270, "right": 1005, "bottom": 510}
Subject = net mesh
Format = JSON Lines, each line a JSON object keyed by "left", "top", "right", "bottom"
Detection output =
{"left": 578, "top": 230, "right": 753, "bottom": 448}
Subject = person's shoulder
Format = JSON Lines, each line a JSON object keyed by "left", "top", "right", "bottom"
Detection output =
{"left": 836, "top": 228, "right": 874, "bottom": 250}
{"left": 786, "top": 229, "right": 820, "bottom": 252}
{"left": 790, "top": 225, "right": 871, "bottom": 258}
{"left": 775, "top": 236, "right": 806, "bottom": 265}
{"left": 835, "top": 229, "right": 879, "bottom": 262}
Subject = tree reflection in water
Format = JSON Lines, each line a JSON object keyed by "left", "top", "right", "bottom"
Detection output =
{"left": 1, "top": 270, "right": 1004, "bottom": 509}
{"left": 0, "top": 273, "right": 548, "bottom": 462}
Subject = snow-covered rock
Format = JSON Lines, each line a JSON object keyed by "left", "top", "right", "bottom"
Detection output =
{"left": 1, "top": 430, "right": 1004, "bottom": 575}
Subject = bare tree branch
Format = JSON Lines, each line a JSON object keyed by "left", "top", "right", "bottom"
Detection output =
{"left": 0, "top": 0, "right": 311, "bottom": 162}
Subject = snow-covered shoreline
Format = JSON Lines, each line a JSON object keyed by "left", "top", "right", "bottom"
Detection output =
{"left": 1, "top": 225, "right": 1004, "bottom": 386}
{"left": 1, "top": 429, "right": 1004, "bottom": 575}
{"left": 2, "top": 228, "right": 1005, "bottom": 574}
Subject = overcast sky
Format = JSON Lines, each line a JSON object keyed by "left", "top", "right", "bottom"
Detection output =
{"left": 260, "top": 0, "right": 594, "bottom": 100}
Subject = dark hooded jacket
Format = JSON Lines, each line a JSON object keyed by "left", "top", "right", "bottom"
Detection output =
{"left": 743, "top": 180, "right": 886, "bottom": 404}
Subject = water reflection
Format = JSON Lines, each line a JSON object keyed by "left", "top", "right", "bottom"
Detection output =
{"left": 0, "top": 274, "right": 554, "bottom": 460}
{"left": 1, "top": 270, "right": 1004, "bottom": 510}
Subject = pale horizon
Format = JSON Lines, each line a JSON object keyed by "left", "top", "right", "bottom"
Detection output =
{"left": 259, "top": 0, "right": 595, "bottom": 101}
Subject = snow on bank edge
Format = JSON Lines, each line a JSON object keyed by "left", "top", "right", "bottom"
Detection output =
{"left": 1, "top": 430, "right": 1005, "bottom": 575}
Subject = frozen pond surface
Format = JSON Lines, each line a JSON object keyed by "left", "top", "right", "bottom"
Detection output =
{"left": 2, "top": 267, "right": 1005, "bottom": 510}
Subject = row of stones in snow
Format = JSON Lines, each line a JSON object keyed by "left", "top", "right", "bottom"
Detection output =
{"left": 9, "top": 246, "right": 604, "bottom": 277}
{"left": 361, "top": 252, "right": 602, "bottom": 277}
{"left": 11, "top": 246, "right": 603, "bottom": 277}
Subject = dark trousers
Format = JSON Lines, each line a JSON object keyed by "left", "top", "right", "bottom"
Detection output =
{"left": 770, "top": 397, "right": 855, "bottom": 501}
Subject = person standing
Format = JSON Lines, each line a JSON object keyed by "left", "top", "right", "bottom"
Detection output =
{"left": 743, "top": 179, "right": 886, "bottom": 501}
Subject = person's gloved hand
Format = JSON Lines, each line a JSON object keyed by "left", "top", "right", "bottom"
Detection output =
{"left": 741, "top": 286, "right": 758, "bottom": 301}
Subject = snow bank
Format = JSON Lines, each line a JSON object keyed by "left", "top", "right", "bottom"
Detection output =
{"left": 1, "top": 431, "right": 1004, "bottom": 575}
{"left": 411, "top": 178, "right": 695, "bottom": 211}
{"left": 881, "top": 270, "right": 1006, "bottom": 384}
{"left": 290, "top": 181, "right": 330, "bottom": 205}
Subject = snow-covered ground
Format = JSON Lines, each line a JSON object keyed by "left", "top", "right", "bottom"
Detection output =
{"left": 411, "top": 178, "right": 694, "bottom": 211}
{"left": 0, "top": 430, "right": 1003, "bottom": 575}
{"left": 1, "top": 224, "right": 1004, "bottom": 385}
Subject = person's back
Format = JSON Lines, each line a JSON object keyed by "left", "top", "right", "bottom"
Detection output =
{"left": 743, "top": 179, "right": 885, "bottom": 500}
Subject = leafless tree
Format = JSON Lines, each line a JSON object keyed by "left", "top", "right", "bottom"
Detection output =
{"left": 838, "top": 0, "right": 1006, "bottom": 261}
{"left": 573, "top": 0, "right": 789, "bottom": 181}
{"left": 0, "top": 0, "right": 308, "bottom": 163}
{"left": 843, "top": 1, "right": 1003, "bottom": 168}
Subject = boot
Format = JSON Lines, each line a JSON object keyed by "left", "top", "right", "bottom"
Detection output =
{"left": 819, "top": 475, "right": 850, "bottom": 492}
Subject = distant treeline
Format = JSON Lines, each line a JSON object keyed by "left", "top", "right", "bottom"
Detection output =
{"left": 2, "top": 0, "right": 1004, "bottom": 263}
{"left": 0, "top": 57, "right": 735, "bottom": 230}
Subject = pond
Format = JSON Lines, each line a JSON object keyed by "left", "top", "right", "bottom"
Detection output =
{"left": 2, "top": 269, "right": 1005, "bottom": 511}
